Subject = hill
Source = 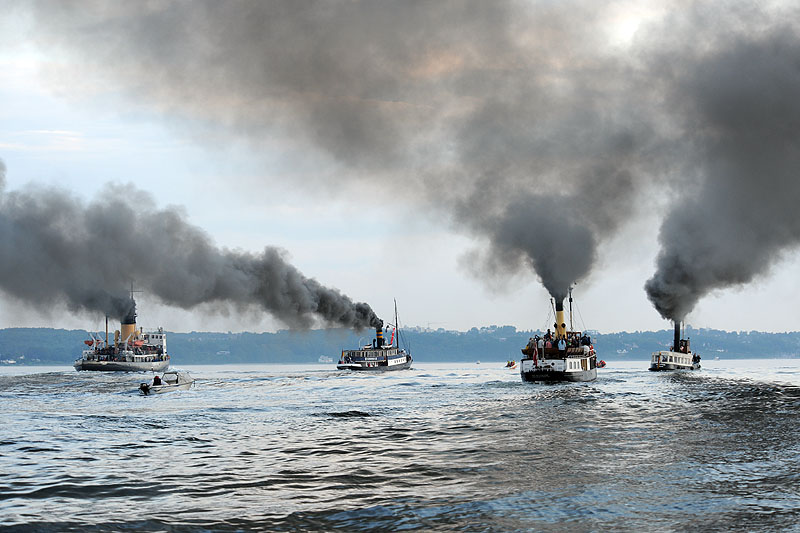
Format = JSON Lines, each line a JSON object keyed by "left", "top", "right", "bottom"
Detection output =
{"left": 1, "top": 325, "right": 799, "bottom": 365}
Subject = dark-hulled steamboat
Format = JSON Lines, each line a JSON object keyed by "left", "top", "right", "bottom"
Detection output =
{"left": 519, "top": 290, "right": 598, "bottom": 383}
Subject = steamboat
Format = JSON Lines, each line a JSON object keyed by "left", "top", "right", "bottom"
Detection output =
{"left": 337, "top": 302, "right": 412, "bottom": 371}
{"left": 74, "top": 295, "right": 170, "bottom": 372}
{"left": 519, "top": 290, "right": 598, "bottom": 383}
{"left": 649, "top": 322, "right": 701, "bottom": 371}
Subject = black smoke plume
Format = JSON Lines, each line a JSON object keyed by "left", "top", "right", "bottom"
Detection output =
{"left": 645, "top": 25, "right": 800, "bottom": 321}
{"left": 26, "top": 1, "right": 657, "bottom": 302}
{"left": 22, "top": 1, "right": 800, "bottom": 314}
{"left": 0, "top": 164, "right": 381, "bottom": 329}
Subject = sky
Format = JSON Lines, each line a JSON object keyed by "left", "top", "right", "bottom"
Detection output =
{"left": 1, "top": 1, "right": 799, "bottom": 334}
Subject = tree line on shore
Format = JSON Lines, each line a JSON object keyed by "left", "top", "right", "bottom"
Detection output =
{"left": 1, "top": 326, "right": 799, "bottom": 365}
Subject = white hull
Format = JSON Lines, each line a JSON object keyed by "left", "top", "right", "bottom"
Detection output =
{"left": 139, "top": 371, "right": 194, "bottom": 395}
{"left": 649, "top": 350, "right": 700, "bottom": 371}
{"left": 337, "top": 356, "right": 412, "bottom": 371}
{"left": 74, "top": 359, "right": 169, "bottom": 372}
{"left": 140, "top": 382, "right": 193, "bottom": 394}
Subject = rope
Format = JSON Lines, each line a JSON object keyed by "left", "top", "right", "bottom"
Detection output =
{"left": 574, "top": 299, "right": 588, "bottom": 332}
{"left": 541, "top": 306, "right": 553, "bottom": 334}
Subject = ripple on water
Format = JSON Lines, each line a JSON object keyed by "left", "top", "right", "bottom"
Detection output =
{"left": 1, "top": 361, "right": 800, "bottom": 531}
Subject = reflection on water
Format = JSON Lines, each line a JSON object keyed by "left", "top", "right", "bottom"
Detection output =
{"left": 1, "top": 360, "right": 799, "bottom": 531}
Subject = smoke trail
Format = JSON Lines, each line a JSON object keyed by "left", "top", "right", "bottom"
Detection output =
{"left": 0, "top": 163, "right": 381, "bottom": 328}
{"left": 645, "top": 25, "right": 800, "bottom": 320}
{"left": 25, "top": 0, "right": 659, "bottom": 302}
{"left": 23, "top": 1, "right": 800, "bottom": 314}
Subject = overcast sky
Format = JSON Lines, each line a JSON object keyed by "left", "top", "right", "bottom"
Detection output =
{"left": 1, "top": 1, "right": 799, "bottom": 334}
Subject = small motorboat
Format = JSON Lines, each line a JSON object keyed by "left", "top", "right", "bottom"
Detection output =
{"left": 505, "top": 360, "right": 516, "bottom": 368}
{"left": 597, "top": 360, "right": 607, "bottom": 368}
{"left": 139, "top": 371, "right": 195, "bottom": 395}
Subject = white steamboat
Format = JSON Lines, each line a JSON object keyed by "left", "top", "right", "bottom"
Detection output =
{"left": 337, "top": 302, "right": 412, "bottom": 372}
{"left": 74, "top": 295, "right": 170, "bottom": 372}
{"left": 649, "top": 322, "right": 701, "bottom": 371}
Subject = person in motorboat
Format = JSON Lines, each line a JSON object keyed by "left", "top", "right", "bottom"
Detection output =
{"left": 140, "top": 370, "right": 194, "bottom": 395}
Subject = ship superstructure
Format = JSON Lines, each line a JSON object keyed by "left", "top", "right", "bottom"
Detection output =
{"left": 74, "top": 295, "right": 170, "bottom": 372}
{"left": 649, "top": 322, "right": 700, "bottom": 371}
{"left": 519, "top": 290, "right": 598, "bottom": 383}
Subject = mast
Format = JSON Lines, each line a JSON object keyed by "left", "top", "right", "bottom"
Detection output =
{"left": 394, "top": 298, "right": 399, "bottom": 348}
{"left": 568, "top": 287, "right": 574, "bottom": 332}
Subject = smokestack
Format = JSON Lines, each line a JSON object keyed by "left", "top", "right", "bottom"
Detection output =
{"left": 120, "top": 297, "right": 137, "bottom": 342}
{"left": 554, "top": 300, "right": 566, "bottom": 339}
{"left": 673, "top": 322, "right": 681, "bottom": 353}
{"left": 376, "top": 326, "right": 384, "bottom": 348}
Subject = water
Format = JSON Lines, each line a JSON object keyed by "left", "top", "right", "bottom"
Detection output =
{"left": 1, "top": 360, "right": 800, "bottom": 531}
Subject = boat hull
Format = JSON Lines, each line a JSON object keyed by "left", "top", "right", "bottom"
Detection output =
{"left": 139, "top": 382, "right": 193, "bottom": 395}
{"left": 648, "top": 363, "right": 700, "bottom": 371}
{"left": 519, "top": 354, "right": 598, "bottom": 383}
{"left": 337, "top": 358, "right": 412, "bottom": 372}
{"left": 649, "top": 350, "right": 700, "bottom": 371}
{"left": 520, "top": 367, "right": 597, "bottom": 382}
{"left": 74, "top": 359, "right": 170, "bottom": 372}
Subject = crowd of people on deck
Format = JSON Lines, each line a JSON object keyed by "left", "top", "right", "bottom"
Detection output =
{"left": 525, "top": 329, "right": 593, "bottom": 357}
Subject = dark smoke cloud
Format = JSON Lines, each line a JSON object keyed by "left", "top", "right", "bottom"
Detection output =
{"left": 23, "top": 1, "right": 800, "bottom": 317}
{"left": 27, "top": 0, "right": 659, "bottom": 303}
{"left": 645, "top": 24, "right": 800, "bottom": 321}
{"left": 0, "top": 164, "right": 381, "bottom": 329}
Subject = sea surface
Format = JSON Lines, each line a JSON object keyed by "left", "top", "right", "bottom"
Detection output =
{"left": 1, "top": 359, "right": 799, "bottom": 532}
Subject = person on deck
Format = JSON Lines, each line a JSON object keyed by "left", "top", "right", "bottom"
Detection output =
{"left": 557, "top": 338, "right": 566, "bottom": 356}
{"left": 153, "top": 375, "right": 162, "bottom": 386}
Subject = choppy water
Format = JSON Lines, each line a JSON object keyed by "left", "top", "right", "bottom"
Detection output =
{"left": 1, "top": 359, "right": 800, "bottom": 531}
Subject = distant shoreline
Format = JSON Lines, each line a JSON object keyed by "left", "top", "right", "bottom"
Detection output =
{"left": 2, "top": 326, "right": 799, "bottom": 365}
